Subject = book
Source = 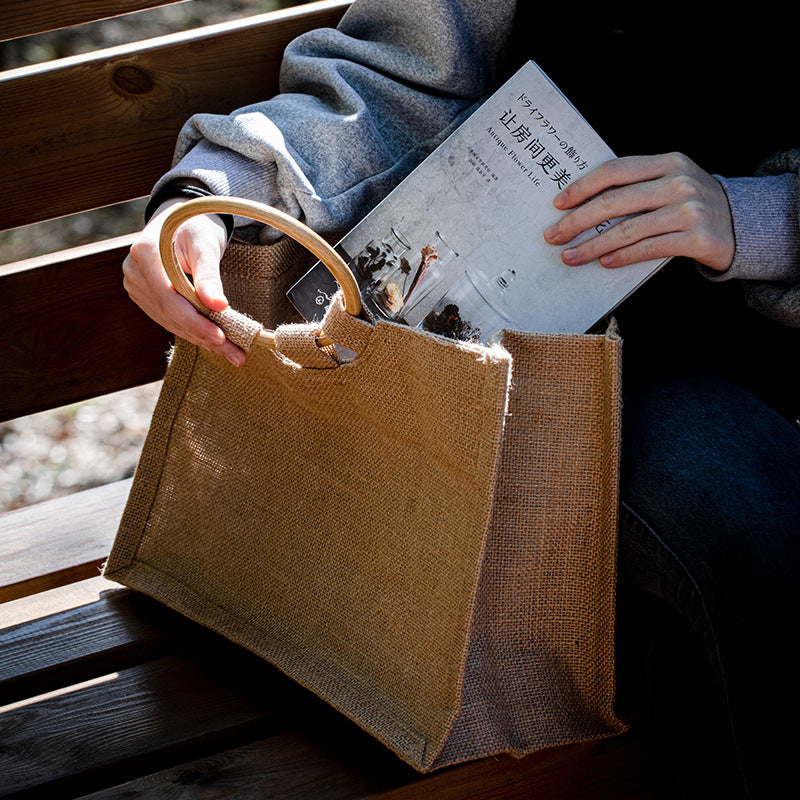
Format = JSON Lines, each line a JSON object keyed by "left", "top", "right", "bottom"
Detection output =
{"left": 287, "top": 60, "right": 669, "bottom": 343}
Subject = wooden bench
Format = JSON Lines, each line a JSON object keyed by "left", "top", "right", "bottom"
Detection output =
{"left": 0, "top": 3, "right": 659, "bottom": 797}
{"left": 11, "top": 2, "right": 795, "bottom": 797}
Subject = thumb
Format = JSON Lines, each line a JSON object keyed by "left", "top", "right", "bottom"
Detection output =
{"left": 193, "top": 251, "right": 227, "bottom": 312}
{"left": 179, "top": 217, "right": 229, "bottom": 312}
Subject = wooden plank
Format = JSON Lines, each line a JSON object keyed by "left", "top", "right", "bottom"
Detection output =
{"left": 75, "top": 731, "right": 417, "bottom": 800}
{"left": 0, "top": 1, "right": 181, "bottom": 42}
{"left": 0, "top": 581, "right": 187, "bottom": 705}
{"left": 0, "top": 240, "right": 172, "bottom": 423}
{"left": 0, "top": 480, "right": 131, "bottom": 602}
{"left": 0, "top": 573, "right": 414, "bottom": 799}
{"left": 0, "top": 576, "right": 656, "bottom": 800}
{"left": 0, "top": 576, "right": 119, "bottom": 629}
{"left": 0, "top": 0, "right": 350, "bottom": 230}
{"left": 367, "top": 737, "right": 659, "bottom": 800}
{"left": 0, "top": 652, "right": 284, "bottom": 799}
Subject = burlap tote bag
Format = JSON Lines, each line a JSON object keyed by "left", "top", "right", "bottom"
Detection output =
{"left": 105, "top": 197, "right": 628, "bottom": 772}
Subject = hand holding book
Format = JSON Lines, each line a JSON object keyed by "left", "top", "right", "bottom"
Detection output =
{"left": 288, "top": 62, "right": 676, "bottom": 341}
{"left": 544, "top": 152, "right": 735, "bottom": 273}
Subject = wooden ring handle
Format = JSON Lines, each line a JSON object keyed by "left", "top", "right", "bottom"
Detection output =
{"left": 158, "top": 196, "right": 361, "bottom": 349}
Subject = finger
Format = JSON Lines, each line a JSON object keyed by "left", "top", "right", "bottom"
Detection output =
{"left": 151, "top": 288, "right": 247, "bottom": 367}
{"left": 559, "top": 205, "right": 679, "bottom": 266}
{"left": 553, "top": 153, "right": 685, "bottom": 210}
{"left": 190, "top": 246, "right": 227, "bottom": 312}
{"left": 123, "top": 251, "right": 246, "bottom": 367}
{"left": 545, "top": 178, "right": 670, "bottom": 246}
{"left": 165, "top": 293, "right": 246, "bottom": 367}
{"left": 594, "top": 231, "right": 688, "bottom": 269}
{"left": 174, "top": 217, "right": 228, "bottom": 312}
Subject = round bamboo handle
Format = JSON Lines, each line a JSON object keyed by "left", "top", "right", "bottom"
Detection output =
{"left": 158, "top": 196, "right": 361, "bottom": 349}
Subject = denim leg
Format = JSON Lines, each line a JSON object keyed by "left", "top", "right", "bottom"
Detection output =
{"left": 616, "top": 370, "right": 800, "bottom": 799}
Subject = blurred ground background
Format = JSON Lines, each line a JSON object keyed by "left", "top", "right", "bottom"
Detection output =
{"left": 0, "top": 0, "right": 305, "bottom": 511}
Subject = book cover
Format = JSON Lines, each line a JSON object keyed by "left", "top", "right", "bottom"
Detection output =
{"left": 287, "top": 60, "right": 669, "bottom": 343}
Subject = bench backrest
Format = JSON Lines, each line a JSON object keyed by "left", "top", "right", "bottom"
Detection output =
{"left": 2, "top": 3, "right": 795, "bottom": 424}
{"left": 0, "top": 0, "right": 349, "bottom": 423}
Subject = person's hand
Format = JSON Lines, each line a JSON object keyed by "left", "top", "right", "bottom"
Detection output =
{"left": 123, "top": 199, "right": 246, "bottom": 366}
{"left": 544, "top": 152, "right": 735, "bottom": 272}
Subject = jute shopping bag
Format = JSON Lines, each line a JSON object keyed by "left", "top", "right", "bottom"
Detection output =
{"left": 105, "top": 197, "right": 628, "bottom": 772}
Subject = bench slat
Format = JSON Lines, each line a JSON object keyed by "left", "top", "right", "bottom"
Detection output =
{"left": 0, "top": 0, "right": 350, "bottom": 230}
{"left": 0, "top": 576, "right": 658, "bottom": 800}
{"left": 0, "top": 240, "right": 170, "bottom": 423}
{"left": 367, "top": 738, "right": 658, "bottom": 800}
{"left": 74, "top": 735, "right": 659, "bottom": 800}
{"left": 0, "top": 620, "right": 417, "bottom": 800}
{"left": 0, "top": 652, "right": 283, "bottom": 799}
{"left": 76, "top": 731, "right": 416, "bottom": 800}
{"left": 0, "top": 579, "right": 412, "bottom": 799}
{"left": 0, "top": 1, "right": 181, "bottom": 42}
{"left": 0, "top": 577, "right": 117, "bottom": 629}
{"left": 0, "top": 480, "right": 133, "bottom": 600}
{"left": 0, "top": 620, "right": 657, "bottom": 800}
{"left": 0, "top": 582, "right": 187, "bottom": 706}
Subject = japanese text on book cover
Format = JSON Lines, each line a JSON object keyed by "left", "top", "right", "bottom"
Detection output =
{"left": 288, "top": 61, "right": 668, "bottom": 343}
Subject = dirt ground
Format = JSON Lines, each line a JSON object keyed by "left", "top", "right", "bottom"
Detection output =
{"left": 0, "top": 384, "right": 161, "bottom": 512}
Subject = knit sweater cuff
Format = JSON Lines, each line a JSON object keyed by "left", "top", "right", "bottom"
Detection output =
{"left": 708, "top": 173, "right": 800, "bottom": 283}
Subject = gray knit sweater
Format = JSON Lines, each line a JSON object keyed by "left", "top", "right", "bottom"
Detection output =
{"left": 155, "top": 0, "right": 800, "bottom": 329}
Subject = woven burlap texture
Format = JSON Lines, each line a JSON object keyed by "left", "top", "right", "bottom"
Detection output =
{"left": 105, "top": 236, "right": 627, "bottom": 772}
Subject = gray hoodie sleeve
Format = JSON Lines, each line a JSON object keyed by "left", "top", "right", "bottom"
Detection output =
{"left": 710, "top": 149, "right": 800, "bottom": 328}
{"left": 154, "top": 0, "right": 518, "bottom": 241}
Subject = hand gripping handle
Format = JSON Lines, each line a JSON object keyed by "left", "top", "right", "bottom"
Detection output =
{"left": 158, "top": 196, "right": 361, "bottom": 349}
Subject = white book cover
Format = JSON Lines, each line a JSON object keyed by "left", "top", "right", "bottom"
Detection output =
{"left": 288, "top": 61, "right": 668, "bottom": 343}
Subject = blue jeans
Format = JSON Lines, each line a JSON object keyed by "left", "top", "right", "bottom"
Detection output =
{"left": 615, "top": 369, "right": 800, "bottom": 798}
